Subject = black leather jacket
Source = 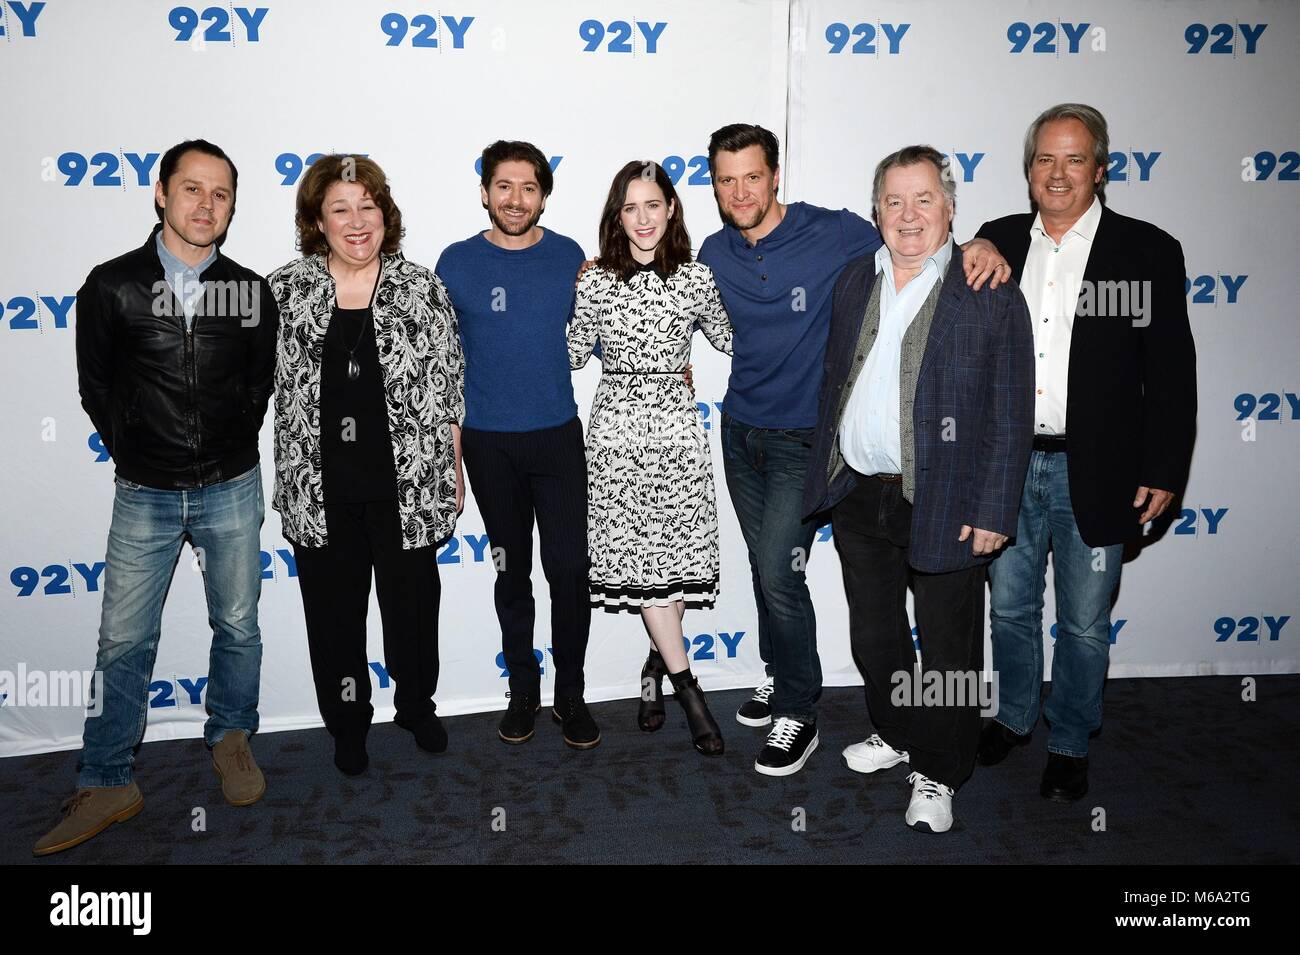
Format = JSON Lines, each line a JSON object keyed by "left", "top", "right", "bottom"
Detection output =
{"left": 75, "top": 226, "right": 279, "bottom": 490}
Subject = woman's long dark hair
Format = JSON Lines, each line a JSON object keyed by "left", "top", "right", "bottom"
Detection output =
{"left": 596, "top": 161, "right": 693, "bottom": 282}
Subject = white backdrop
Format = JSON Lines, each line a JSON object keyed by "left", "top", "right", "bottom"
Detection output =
{"left": 1, "top": 0, "right": 1296, "bottom": 758}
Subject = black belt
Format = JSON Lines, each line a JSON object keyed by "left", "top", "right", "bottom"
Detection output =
{"left": 603, "top": 369, "right": 687, "bottom": 375}
{"left": 848, "top": 466, "right": 903, "bottom": 484}
{"left": 1032, "top": 434, "right": 1067, "bottom": 453}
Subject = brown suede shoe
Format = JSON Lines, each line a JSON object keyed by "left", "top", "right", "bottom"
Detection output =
{"left": 33, "top": 783, "right": 144, "bottom": 857}
{"left": 212, "top": 730, "right": 266, "bottom": 806}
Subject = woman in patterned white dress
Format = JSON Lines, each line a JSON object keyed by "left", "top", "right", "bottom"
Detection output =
{"left": 569, "top": 161, "right": 733, "bottom": 756}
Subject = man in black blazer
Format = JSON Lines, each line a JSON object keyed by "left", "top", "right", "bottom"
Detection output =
{"left": 803, "top": 146, "right": 1034, "bottom": 832}
{"left": 974, "top": 104, "right": 1197, "bottom": 802}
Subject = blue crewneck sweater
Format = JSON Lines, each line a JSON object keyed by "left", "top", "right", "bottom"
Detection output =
{"left": 436, "top": 229, "right": 586, "bottom": 432}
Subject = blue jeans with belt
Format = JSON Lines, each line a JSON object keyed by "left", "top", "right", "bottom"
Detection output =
{"left": 720, "top": 413, "right": 822, "bottom": 724}
{"left": 77, "top": 466, "right": 265, "bottom": 788}
{"left": 987, "top": 451, "right": 1122, "bottom": 758}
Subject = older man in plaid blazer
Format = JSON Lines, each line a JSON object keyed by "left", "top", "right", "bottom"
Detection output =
{"left": 803, "top": 145, "right": 1034, "bottom": 833}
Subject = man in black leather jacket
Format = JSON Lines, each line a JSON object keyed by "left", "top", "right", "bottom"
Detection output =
{"left": 35, "top": 140, "right": 279, "bottom": 857}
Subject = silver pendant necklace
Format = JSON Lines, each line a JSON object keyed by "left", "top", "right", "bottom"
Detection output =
{"left": 332, "top": 258, "right": 382, "bottom": 381}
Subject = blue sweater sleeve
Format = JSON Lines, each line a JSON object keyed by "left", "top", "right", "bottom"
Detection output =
{"left": 842, "top": 210, "right": 883, "bottom": 258}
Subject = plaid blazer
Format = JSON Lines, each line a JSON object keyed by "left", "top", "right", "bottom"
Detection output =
{"left": 803, "top": 247, "right": 1035, "bottom": 573}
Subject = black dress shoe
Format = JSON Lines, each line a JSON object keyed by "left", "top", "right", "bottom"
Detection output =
{"left": 552, "top": 696, "right": 601, "bottom": 750}
{"left": 1040, "top": 753, "right": 1089, "bottom": 802}
{"left": 499, "top": 692, "right": 540, "bottom": 744}
{"left": 977, "top": 721, "right": 1032, "bottom": 766}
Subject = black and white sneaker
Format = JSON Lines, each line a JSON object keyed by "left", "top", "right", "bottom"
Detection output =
{"left": 736, "top": 676, "right": 775, "bottom": 727}
{"left": 754, "top": 717, "right": 818, "bottom": 776}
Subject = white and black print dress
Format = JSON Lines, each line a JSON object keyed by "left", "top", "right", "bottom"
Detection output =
{"left": 569, "top": 260, "right": 733, "bottom": 613}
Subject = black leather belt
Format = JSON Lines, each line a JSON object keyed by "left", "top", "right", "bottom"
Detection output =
{"left": 872, "top": 473, "right": 903, "bottom": 484}
{"left": 604, "top": 369, "right": 687, "bottom": 375}
{"left": 1032, "top": 434, "right": 1067, "bottom": 453}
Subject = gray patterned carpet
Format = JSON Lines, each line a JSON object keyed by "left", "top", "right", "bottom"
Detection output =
{"left": 6, "top": 677, "right": 1298, "bottom": 864}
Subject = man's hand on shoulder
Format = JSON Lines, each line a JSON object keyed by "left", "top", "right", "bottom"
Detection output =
{"left": 959, "top": 237, "right": 1011, "bottom": 291}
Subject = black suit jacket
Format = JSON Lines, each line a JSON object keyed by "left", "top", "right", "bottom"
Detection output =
{"left": 976, "top": 204, "right": 1197, "bottom": 546}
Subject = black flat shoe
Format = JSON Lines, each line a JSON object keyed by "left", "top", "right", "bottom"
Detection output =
{"left": 396, "top": 711, "right": 448, "bottom": 754}
{"left": 638, "top": 649, "right": 669, "bottom": 732}
{"left": 670, "top": 672, "right": 723, "bottom": 757}
{"left": 333, "top": 726, "right": 370, "bottom": 776}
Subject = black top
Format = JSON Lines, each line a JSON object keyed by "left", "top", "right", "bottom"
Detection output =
{"left": 319, "top": 306, "right": 398, "bottom": 503}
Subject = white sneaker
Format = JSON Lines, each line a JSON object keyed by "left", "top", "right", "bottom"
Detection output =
{"left": 842, "top": 734, "right": 909, "bottom": 774}
{"left": 905, "top": 772, "right": 954, "bottom": 833}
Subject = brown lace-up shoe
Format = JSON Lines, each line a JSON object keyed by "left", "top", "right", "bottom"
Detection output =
{"left": 33, "top": 783, "right": 144, "bottom": 857}
{"left": 212, "top": 730, "right": 266, "bottom": 806}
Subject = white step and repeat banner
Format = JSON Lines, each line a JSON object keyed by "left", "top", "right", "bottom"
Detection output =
{"left": 1, "top": 0, "right": 1296, "bottom": 757}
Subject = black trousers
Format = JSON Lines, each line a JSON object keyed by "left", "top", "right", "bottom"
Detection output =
{"left": 461, "top": 416, "right": 589, "bottom": 699}
{"left": 293, "top": 500, "right": 441, "bottom": 736}
{"left": 832, "top": 475, "right": 985, "bottom": 790}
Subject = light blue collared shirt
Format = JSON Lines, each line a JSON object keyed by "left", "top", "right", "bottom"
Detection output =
{"left": 839, "top": 235, "right": 954, "bottom": 475}
{"left": 155, "top": 231, "right": 217, "bottom": 330}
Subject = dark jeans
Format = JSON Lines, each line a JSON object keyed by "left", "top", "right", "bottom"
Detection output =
{"left": 720, "top": 412, "right": 821, "bottom": 723}
{"left": 461, "top": 417, "right": 590, "bottom": 700}
{"left": 293, "top": 500, "right": 441, "bottom": 735}
{"left": 832, "top": 474, "right": 985, "bottom": 790}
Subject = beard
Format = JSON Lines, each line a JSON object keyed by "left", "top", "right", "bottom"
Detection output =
{"left": 488, "top": 202, "right": 543, "bottom": 236}
{"left": 717, "top": 194, "right": 771, "bottom": 231}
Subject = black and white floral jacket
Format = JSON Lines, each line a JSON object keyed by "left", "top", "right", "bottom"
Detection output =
{"left": 267, "top": 252, "right": 465, "bottom": 550}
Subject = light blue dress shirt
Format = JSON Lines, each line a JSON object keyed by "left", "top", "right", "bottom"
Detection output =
{"left": 155, "top": 230, "right": 217, "bottom": 330}
{"left": 838, "top": 235, "right": 954, "bottom": 475}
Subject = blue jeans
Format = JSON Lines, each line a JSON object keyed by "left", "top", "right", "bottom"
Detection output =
{"left": 77, "top": 466, "right": 265, "bottom": 788}
{"left": 720, "top": 413, "right": 821, "bottom": 723}
{"left": 987, "top": 451, "right": 1121, "bottom": 758}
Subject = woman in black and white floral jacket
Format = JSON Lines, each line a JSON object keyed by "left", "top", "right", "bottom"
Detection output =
{"left": 267, "top": 154, "right": 464, "bottom": 776}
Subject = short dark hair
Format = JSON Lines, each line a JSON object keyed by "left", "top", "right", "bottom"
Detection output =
{"left": 479, "top": 140, "right": 553, "bottom": 197}
{"left": 707, "top": 124, "right": 780, "bottom": 179}
{"left": 596, "top": 161, "right": 693, "bottom": 283}
{"left": 294, "top": 154, "right": 404, "bottom": 257}
{"left": 154, "top": 139, "right": 238, "bottom": 222}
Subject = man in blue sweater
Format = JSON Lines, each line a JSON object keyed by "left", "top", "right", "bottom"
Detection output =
{"left": 436, "top": 141, "right": 598, "bottom": 750}
{"left": 699, "top": 124, "right": 1010, "bottom": 776}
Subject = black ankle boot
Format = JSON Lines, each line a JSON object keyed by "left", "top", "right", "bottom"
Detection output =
{"left": 638, "top": 649, "right": 669, "bottom": 732}
{"left": 669, "top": 669, "right": 724, "bottom": 757}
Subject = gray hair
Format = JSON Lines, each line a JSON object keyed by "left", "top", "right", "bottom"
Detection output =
{"left": 871, "top": 145, "right": 956, "bottom": 223}
{"left": 1022, "top": 102, "right": 1110, "bottom": 200}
